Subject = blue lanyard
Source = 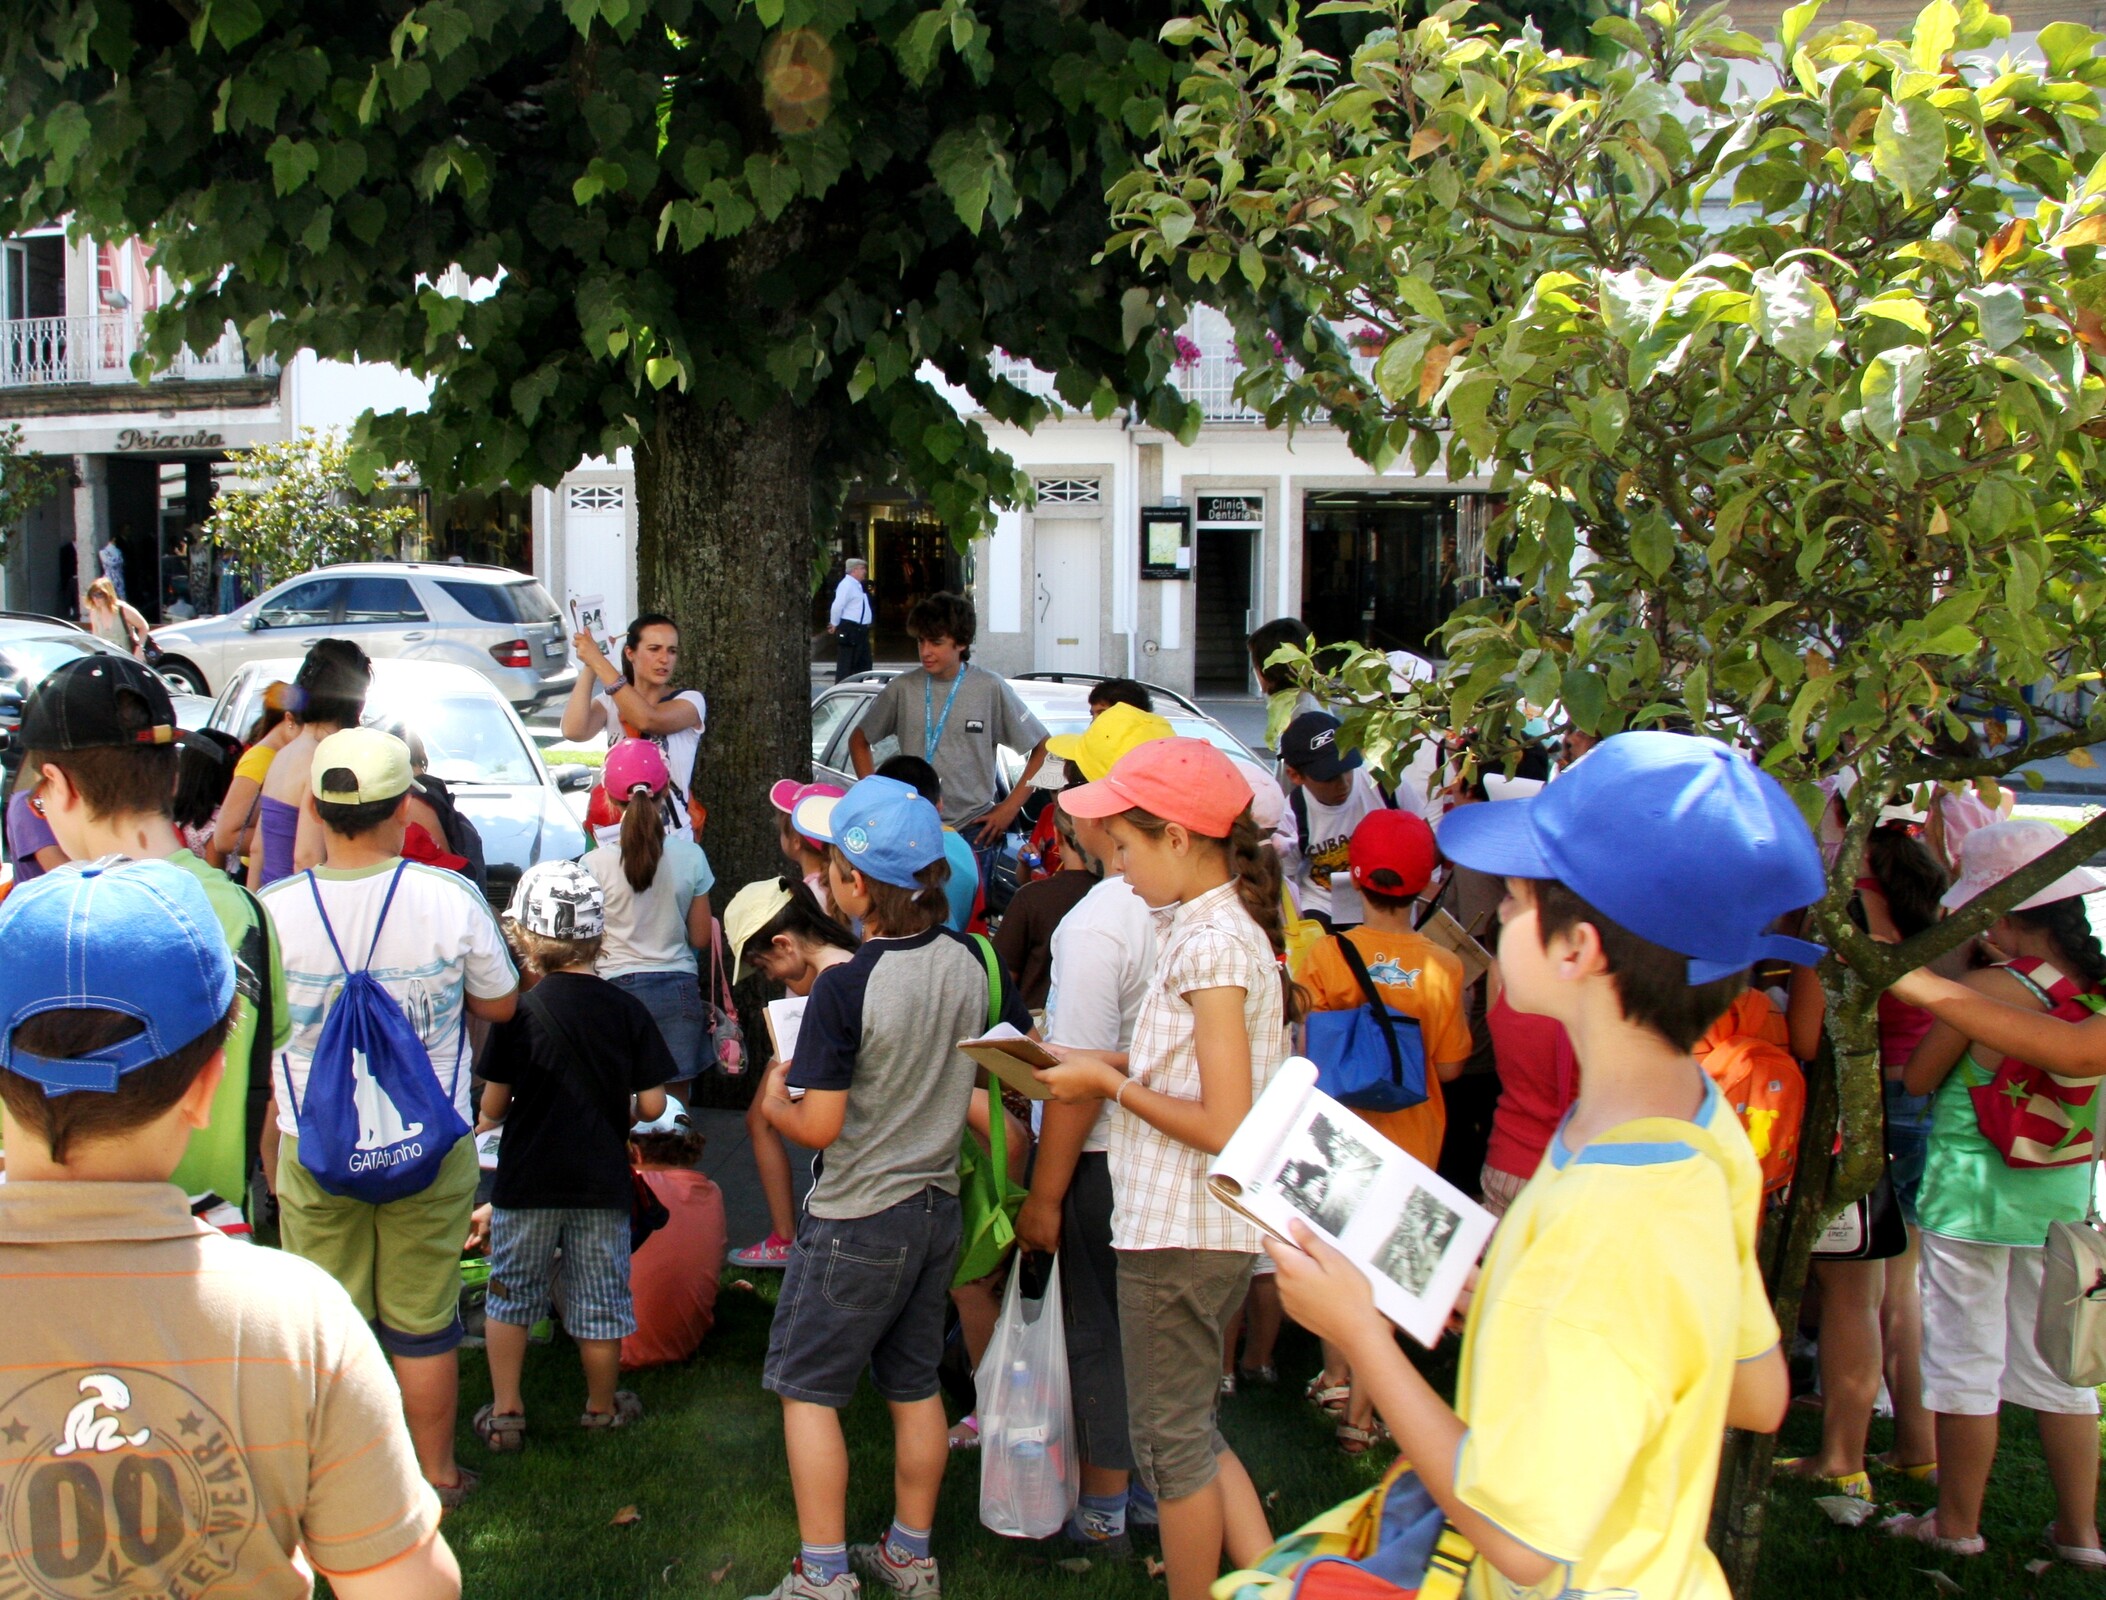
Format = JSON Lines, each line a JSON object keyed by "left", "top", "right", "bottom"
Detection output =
{"left": 924, "top": 667, "right": 965, "bottom": 762}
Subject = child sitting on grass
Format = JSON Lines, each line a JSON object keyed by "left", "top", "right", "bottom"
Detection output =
{"left": 1268, "top": 732, "right": 1813, "bottom": 1598}
{"left": 473, "top": 860, "right": 674, "bottom": 1452}
{"left": 752, "top": 774, "right": 1033, "bottom": 1600}
{"left": 623, "top": 1102, "right": 727, "bottom": 1369}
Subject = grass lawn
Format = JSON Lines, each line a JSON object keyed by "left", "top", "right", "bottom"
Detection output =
{"left": 415, "top": 1286, "right": 2104, "bottom": 1599}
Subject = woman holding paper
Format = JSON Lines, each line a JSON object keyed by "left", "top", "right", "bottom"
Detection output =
{"left": 1033, "top": 739, "right": 1297, "bottom": 1600}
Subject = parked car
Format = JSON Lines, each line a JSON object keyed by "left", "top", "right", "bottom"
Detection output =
{"left": 808, "top": 669, "right": 1270, "bottom": 913}
{"left": 206, "top": 657, "right": 590, "bottom": 909}
{"left": 147, "top": 561, "right": 578, "bottom": 711}
{"left": 0, "top": 614, "right": 211, "bottom": 746}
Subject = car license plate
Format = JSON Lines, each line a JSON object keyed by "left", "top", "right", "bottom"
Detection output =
{"left": 544, "top": 639, "right": 565, "bottom": 657}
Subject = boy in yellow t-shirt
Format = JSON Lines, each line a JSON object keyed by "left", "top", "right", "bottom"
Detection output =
{"left": 1269, "top": 733, "right": 1819, "bottom": 1599}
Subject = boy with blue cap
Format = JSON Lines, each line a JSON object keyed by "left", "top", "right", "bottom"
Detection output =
{"left": 753, "top": 774, "right": 1034, "bottom": 1600}
{"left": 0, "top": 860, "right": 459, "bottom": 1597}
{"left": 1265, "top": 732, "right": 1821, "bottom": 1600}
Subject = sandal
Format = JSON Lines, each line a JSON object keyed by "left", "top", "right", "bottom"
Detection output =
{"left": 1881, "top": 1510, "right": 1985, "bottom": 1556}
{"left": 1304, "top": 1375, "right": 1350, "bottom": 1415}
{"left": 472, "top": 1403, "right": 526, "bottom": 1454}
{"left": 1336, "top": 1419, "right": 1389, "bottom": 1456}
{"left": 947, "top": 1415, "right": 980, "bottom": 1451}
{"left": 579, "top": 1390, "right": 643, "bottom": 1430}
{"left": 432, "top": 1466, "right": 481, "bottom": 1512}
{"left": 1773, "top": 1459, "right": 1871, "bottom": 1501}
{"left": 1871, "top": 1451, "right": 1939, "bottom": 1484}
{"left": 730, "top": 1234, "right": 793, "bottom": 1270}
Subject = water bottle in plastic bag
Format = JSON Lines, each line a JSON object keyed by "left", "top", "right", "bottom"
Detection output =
{"left": 976, "top": 1254, "right": 1078, "bottom": 1539}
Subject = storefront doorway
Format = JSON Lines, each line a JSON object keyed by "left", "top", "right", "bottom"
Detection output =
{"left": 817, "top": 496, "right": 963, "bottom": 662}
{"left": 1301, "top": 491, "right": 1484, "bottom": 657}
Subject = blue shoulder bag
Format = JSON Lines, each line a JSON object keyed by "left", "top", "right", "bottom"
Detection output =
{"left": 1302, "top": 935, "right": 1428, "bottom": 1114}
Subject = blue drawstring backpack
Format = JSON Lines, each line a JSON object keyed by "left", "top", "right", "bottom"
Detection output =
{"left": 1302, "top": 935, "right": 1428, "bottom": 1114}
{"left": 290, "top": 863, "right": 469, "bottom": 1203}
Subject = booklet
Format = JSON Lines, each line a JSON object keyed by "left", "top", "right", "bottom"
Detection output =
{"left": 957, "top": 1022, "right": 1059, "bottom": 1101}
{"left": 1416, "top": 904, "right": 1493, "bottom": 988}
{"left": 1207, "top": 1057, "right": 1495, "bottom": 1347}
{"left": 764, "top": 997, "right": 808, "bottom": 1100}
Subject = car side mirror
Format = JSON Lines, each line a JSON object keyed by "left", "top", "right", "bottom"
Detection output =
{"left": 241, "top": 614, "right": 262, "bottom": 631}
{"left": 555, "top": 764, "right": 595, "bottom": 793}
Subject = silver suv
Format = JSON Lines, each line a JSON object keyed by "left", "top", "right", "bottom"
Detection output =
{"left": 146, "top": 561, "right": 577, "bottom": 710}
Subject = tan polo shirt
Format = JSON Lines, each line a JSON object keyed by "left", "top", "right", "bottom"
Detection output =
{"left": 0, "top": 1181, "right": 439, "bottom": 1597}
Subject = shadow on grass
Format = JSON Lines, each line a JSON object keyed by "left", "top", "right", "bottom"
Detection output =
{"left": 428, "top": 1288, "right": 1394, "bottom": 1599}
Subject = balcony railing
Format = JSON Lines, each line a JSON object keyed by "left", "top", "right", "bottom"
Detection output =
{"left": 0, "top": 314, "right": 277, "bottom": 389}
{"left": 986, "top": 325, "right": 1377, "bottom": 424}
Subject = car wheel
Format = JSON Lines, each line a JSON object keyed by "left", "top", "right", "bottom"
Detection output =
{"left": 156, "top": 659, "right": 210, "bottom": 696}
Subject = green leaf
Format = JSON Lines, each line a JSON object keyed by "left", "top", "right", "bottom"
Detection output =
{"left": 205, "top": 0, "right": 265, "bottom": 49}
{"left": 1395, "top": 274, "right": 1444, "bottom": 327}
{"left": 645, "top": 355, "right": 683, "bottom": 389}
{"left": 1237, "top": 242, "right": 1266, "bottom": 289}
{"left": 42, "top": 104, "right": 91, "bottom": 174}
{"left": 894, "top": 10, "right": 947, "bottom": 84}
{"left": 929, "top": 124, "right": 1000, "bottom": 234}
{"left": 1629, "top": 510, "right": 1674, "bottom": 579}
{"left": 1861, "top": 345, "right": 1927, "bottom": 445}
{"left": 316, "top": 139, "right": 369, "bottom": 199}
{"left": 744, "top": 155, "right": 798, "bottom": 222}
{"left": 1962, "top": 284, "right": 2024, "bottom": 350}
{"left": 1750, "top": 262, "right": 1839, "bottom": 365}
{"left": 1779, "top": 0, "right": 1824, "bottom": 54}
{"left": 1443, "top": 373, "right": 1499, "bottom": 459}
{"left": 847, "top": 356, "right": 876, "bottom": 403}
{"left": 1910, "top": 0, "right": 1958, "bottom": 71}
{"left": 1873, "top": 96, "right": 1947, "bottom": 207}
{"left": 1120, "top": 288, "right": 1156, "bottom": 351}
{"left": 265, "top": 136, "right": 320, "bottom": 196}
{"left": 1588, "top": 390, "right": 1628, "bottom": 455}
{"left": 1561, "top": 665, "right": 1609, "bottom": 732}
{"left": 1372, "top": 327, "right": 1433, "bottom": 404}
{"left": 1682, "top": 663, "right": 1711, "bottom": 729}
{"left": 2038, "top": 20, "right": 2103, "bottom": 75}
{"left": 1856, "top": 295, "right": 1932, "bottom": 335}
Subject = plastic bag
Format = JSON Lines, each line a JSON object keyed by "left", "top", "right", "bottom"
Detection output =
{"left": 976, "top": 1254, "right": 1078, "bottom": 1540}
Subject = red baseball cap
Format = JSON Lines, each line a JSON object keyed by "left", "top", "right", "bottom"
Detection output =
{"left": 1349, "top": 809, "right": 1438, "bottom": 897}
{"left": 1059, "top": 737, "right": 1253, "bottom": 837}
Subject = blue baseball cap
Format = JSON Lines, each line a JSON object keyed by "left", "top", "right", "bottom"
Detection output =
{"left": 792, "top": 774, "right": 947, "bottom": 890}
{"left": 1437, "top": 732, "right": 1825, "bottom": 983}
{"left": 0, "top": 858, "right": 236, "bottom": 1095}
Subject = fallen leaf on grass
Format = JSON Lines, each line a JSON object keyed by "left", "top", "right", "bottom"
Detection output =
{"left": 662, "top": 1561, "right": 682, "bottom": 1585}
{"left": 728, "top": 1279, "right": 757, "bottom": 1293}
{"left": 1054, "top": 1556, "right": 1092, "bottom": 1573}
{"left": 1263, "top": 1489, "right": 1280, "bottom": 1509}
{"left": 1813, "top": 1495, "right": 1878, "bottom": 1526}
{"left": 1914, "top": 1569, "right": 1962, "bottom": 1595}
{"left": 611, "top": 1504, "right": 643, "bottom": 1527}
{"left": 2026, "top": 1558, "right": 2053, "bottom": 1576}
{"left": 1145, "top": 1556, "right": 1167, "bottom": 1579}
{"left": 709, "top": 1559, "right": 736, "bottom": 1583}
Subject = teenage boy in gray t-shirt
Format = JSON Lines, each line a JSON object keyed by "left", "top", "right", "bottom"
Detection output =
{"left": 848, "top": 592, "right": 1049, "bottom": 856}
{"left": 754, "top": 774, "right": 1032, "bottom": 1600}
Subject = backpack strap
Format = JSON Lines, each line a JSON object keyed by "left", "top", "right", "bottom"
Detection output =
{"left": 1290, "top": 784, "right": 1309, "bottom": 851}
{"left": 305, "top": 868, "right": 353, "bottom": 980}
{"left": 1334, "top": 934, "right": 1408, "bottom": 1094}
{"left": 966, "top": 931, "right": 1011, "bottom": 1197}
{"left": 234, "top": 884, "right": 277, "bottom": 1177}
{"left": 969, "top": 932, "right": 1004, "bottom": 1034}
{"left": 363, "top": 860, "right": 410, "bottom": 970}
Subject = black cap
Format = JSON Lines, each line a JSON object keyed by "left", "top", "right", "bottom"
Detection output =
{"left": 1279, "top": 711, "right": 1362, "bottom": 782}
{"left": 19, "top": 656, "right": 177, "bottom": 752}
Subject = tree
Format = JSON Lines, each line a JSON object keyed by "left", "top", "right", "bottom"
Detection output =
{"left": 202, "top": 427, "right": 423, "bottom": 587}
{"left": 0, "top": 422, "right": 67, "bottom": 563}
{"left": 0, "top": 0, "right": 1212, "bottom": 892}
{"left": 1111, "top": 0, "right": 2106, "bottom": 1585}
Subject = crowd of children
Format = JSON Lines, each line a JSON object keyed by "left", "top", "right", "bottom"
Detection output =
{"left": 4, "top": 595, "right": 2105, "bottom": 1599}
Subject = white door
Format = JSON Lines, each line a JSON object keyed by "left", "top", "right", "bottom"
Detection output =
{"left": 562, "top": 484, "right": 633, "bottom": 646}
{"left": 1033, "top": 519, "right": 1101, "bottom": 673}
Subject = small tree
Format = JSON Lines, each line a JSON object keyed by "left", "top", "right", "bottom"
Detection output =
{"left": 204, "top": 428, "right": 422, "bottom": 589}
{"left": 1113, "top": 0, "right": 2106, "bottom": 1585}
{"left": 0, "top": 423, "right": 66, "bottom": 564}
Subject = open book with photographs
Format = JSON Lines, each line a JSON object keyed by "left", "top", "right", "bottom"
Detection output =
{"left": 1208, "top": 1057, "right": 1496, "bottom": 1348}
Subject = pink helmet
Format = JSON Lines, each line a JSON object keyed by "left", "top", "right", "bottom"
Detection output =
{"left": 604, "top": 738, "right": 670, "bottom": 799}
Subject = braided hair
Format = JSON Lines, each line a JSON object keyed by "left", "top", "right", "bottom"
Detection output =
{"left": 2008, "top": 895, "right": 2106, "bottom": 988}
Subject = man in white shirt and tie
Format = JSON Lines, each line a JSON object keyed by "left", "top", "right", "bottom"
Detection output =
{"left": 827, "top": 556, "right": 874, "bottom": 681}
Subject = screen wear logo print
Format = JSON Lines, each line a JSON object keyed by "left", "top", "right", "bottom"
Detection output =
{"left": 0, "top": 1368, "right": 258, "bottom": 1598}
{"left": 843, "top": 826, "right": 870, "bottom": 855}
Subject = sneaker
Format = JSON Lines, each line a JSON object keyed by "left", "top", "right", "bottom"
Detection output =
{"left": 746, "top": 1560, "right": 862, "bottom": 1600}
{"left": 1219, "top": 1373, "right": 1237, "bottom": 1397}
{"left": 732, "top": 1234, "right": 794, "bottom": 1269}
{"left": 848, "top": 1540, "right": 941, "bottom": 1598}
{"left": 1237, "top": 1363, "right": 1279, "bottom": 1386}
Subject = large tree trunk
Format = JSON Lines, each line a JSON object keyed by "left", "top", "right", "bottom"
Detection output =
{"left": 633, "top": 389, "right": 823, "bottom": 906}
{"left": 1709, "top": 971, "right": 1881, "bottom": 1594}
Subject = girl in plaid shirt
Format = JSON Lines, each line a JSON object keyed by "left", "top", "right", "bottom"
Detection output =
{"left": 1038, "top": 739, "right": 1299, "bottom": 1600}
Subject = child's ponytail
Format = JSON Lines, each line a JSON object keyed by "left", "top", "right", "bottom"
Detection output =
{"left": 1225, "top": 807, "right": 1306, "bottom": 1021}
{"left": 619, "top": 785, "right": 664, "bottom": 892}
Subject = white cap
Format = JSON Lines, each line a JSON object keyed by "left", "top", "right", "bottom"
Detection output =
{"left": 506, "top": 860, "right": 605, "bottom": 939}
{"left": 631, "top": 1102, "right": 692, "bottom": 1137}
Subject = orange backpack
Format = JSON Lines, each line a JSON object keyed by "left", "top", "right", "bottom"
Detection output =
{"left": 1694, "top": 992, "right": 1804, "bottom": 1197}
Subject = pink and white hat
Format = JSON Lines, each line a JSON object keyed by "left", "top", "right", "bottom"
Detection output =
{"left": 770, "top": 779, "right": 847, "bottom": 846}
{"left": 604, "top": 738, "right": 670, "bottom": 798}
{"left": 1942, "top": 818, "right": 2106, "bottom": 914}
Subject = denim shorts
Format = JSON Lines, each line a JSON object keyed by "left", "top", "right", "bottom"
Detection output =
{"left": 612, "top": 969, "right": 703, "bottom": 1082}
{"left": 762, "top": 1187, "right": 963, "bottom": 1408}
{"left": 487, "top": 1206, "right": 635, "bottom": 1342}
{"left": 1886, "top": 1081, "right": 1933, "bottom": 1227}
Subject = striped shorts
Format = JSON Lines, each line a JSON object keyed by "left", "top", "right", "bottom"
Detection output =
{"left": 487, "top": 1206, "right": 635, "bottom": 1342}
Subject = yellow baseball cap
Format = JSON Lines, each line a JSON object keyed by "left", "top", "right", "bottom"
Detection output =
{"left": 1045, "top": 702, "right": 1175, "bottom": 782}
{"left": 723, "top": 877, "right": 797, "bottom": 982}
{"left": 311, "top": 727, "right": 414, "bottom": 805}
